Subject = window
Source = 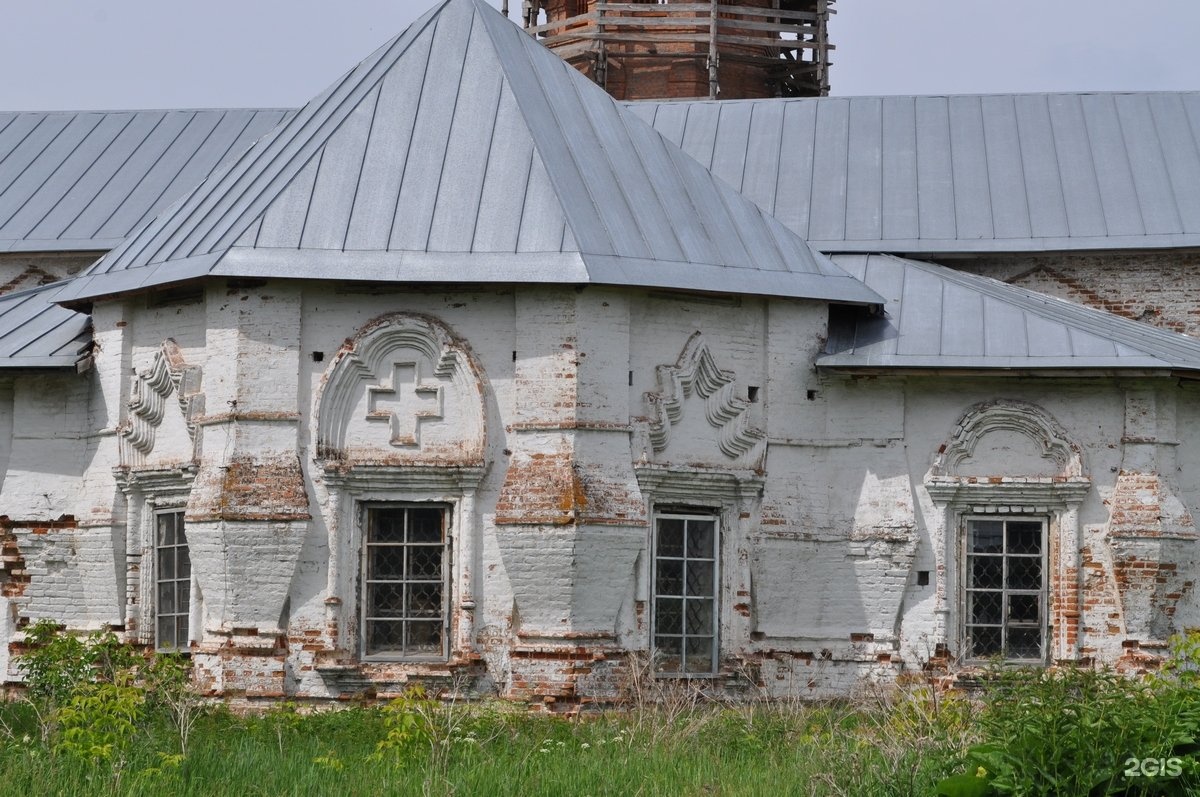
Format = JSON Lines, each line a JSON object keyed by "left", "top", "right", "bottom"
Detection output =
{"left": 653, "top": 512, "right": 718, "bottom": 674}
{"left": 155, "top": 510, "right": 190, "bottom": 651}
{"left": 963, "top": 516, "right": 1046, "bottom": 662}
{"left": 361, "top": 505, "right": 449, "bottom": 659}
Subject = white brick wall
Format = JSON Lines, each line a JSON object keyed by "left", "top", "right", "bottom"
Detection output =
{"left": 2, "top": 278, "right": 1196, "bottom": 698}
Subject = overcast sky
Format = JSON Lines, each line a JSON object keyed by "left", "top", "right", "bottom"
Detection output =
{"left": 0, "top": 0, "right": 1197, "bottom": 112}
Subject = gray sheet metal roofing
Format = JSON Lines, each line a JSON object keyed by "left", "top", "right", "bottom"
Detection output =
{"left": 625, "top": 92, "right": 1200, "bottom": 255}
{"left": 53, "top": 0, "right": 879, "bottom": 307}
{"left": 0, "top": 109, "right": 292, "bottom": 253}
{"left": 818, "top": 254, "right": 1200, "bottom": 372}
{"left": 0, "top": 281, "right": 91, "bottom": 368}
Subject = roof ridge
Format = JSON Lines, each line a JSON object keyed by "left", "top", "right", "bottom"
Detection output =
{"left": 624, "top": 90, "right": 1200, "bottom": 109}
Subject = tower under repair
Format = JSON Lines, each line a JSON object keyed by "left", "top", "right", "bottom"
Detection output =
{"left": 522, "top": 0, "right": 833, "bottom": 100}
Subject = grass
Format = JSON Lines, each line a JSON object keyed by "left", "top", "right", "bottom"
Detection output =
{"left": 11, "top": 622, "right": 1200, "bottom": 797}
{"left": 0, "top": 688, "right": 971, "bottom": 797}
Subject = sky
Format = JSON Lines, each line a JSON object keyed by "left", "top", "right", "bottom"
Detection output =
{"left": 0, "top": 0, "right": 1197, "bottom": 112}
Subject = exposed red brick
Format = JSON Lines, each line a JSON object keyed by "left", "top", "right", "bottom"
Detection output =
{"left": 186, "top": 456, "right": 310, "bottom": 522}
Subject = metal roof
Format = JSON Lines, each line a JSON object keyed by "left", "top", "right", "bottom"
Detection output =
{"left": 55, "top": 0, "right": 879, "bottom": 307}
{"left": 626, "top": 92, "right": 1200, "bottom": 255}
{"left": 2, "top": 94, "right": 1200, "bottom": 262}
{"left": 0, "top": 109, "right": 292, "bottom": 253}
{"left": 819, "top": 253, "right": 1200, "bottom": 372}
{"left": 0, "top": 281, "right": 91, "bottom": 368}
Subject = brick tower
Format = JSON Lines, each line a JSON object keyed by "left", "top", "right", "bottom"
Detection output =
{"left": 522, "top": 0, "right": 833, "bottom": 100}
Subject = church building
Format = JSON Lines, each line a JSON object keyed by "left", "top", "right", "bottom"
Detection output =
{"left": 1, "top": 0, "right": 1199, "bottom": 704}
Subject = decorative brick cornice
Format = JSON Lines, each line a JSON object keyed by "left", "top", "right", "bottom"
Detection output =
{"left": 924, "top": 476, "right": 1091, "bottom": 508}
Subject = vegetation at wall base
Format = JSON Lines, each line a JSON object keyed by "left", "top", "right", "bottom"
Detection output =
{"left": 3, "top": 622, "right": 1200, "bottom": 795}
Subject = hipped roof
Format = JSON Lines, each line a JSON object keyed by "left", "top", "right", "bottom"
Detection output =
{"left": 55, "top": 0, "right": 878, "bottom": 306}
{"left": 819, "top": 253, "right": 1200, "bottom": 373}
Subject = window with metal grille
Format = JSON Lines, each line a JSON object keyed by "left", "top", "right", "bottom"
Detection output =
{"left": 653, "top": 512, "right": 719, "bottom": 675}
{"left": 155, "top": 510, "right": 190, "bottom": 651}
{"left": 964, "top": 516, "right": 1047, "bottom": 662}
{"left": 362, "top": 505, "right": 449, "bottom": 659}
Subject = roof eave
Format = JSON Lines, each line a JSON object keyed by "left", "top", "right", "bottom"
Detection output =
{"left": 814, "top": 362, "right": 1195, "bottom": 379}
{"left": 0, "top": 353, "right": 90, "bottom": 370}
{"left": 53, "top": 246, "right": 886, "bottom": 306}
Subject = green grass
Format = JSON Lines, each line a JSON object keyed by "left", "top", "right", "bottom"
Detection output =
{"left": 0, "top": 692, "right": 970, "bottom": 797}
{"left": 17, "top": 624, "right": 1200, "bottom": 795}
{"left": 6, "top": 656, "right": 1200, "bottom": 796}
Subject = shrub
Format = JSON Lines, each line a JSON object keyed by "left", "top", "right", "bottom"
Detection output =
{"left": 17, "top": 621, "right": 139, "bottom": 743}
{"left": 55, "top": 679, "right": 144, "bottom": 764}
{"left": 937, "top": 645, "right": 1200, "bottom": 797}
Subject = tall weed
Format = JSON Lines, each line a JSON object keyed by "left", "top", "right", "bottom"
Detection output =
{"left": 938, "top": 636, "right": 1200, "bottom": 796}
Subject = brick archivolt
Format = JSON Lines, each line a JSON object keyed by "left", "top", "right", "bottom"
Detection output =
{"left": 314, "top": 312, "right": 488, "bottom": 466}
{"left": 930, "top": 398, "right": 1084, "bottom": 480}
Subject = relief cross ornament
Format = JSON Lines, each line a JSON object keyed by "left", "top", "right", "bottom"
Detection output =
{"left": 366, "top": 361, "right": 444, "bottom": 447}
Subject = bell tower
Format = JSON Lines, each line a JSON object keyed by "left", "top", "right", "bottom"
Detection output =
{"left": 522, "top": 0, "right": 833, "bottom": 100}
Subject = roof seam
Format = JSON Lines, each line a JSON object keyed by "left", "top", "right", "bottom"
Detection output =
{"left": 114, "top": 109, "right": 255, "bottom": 269}
{"left": 387, "top": 17, "right": 440, "bottom": 250}
{"left": 972, "top": 96, "right": 995, "bottom": 239}
{"left": 49, "top": 112, "right": 167, "bottom": 240}
{"left": 296, "top": 147, "right": 327, "bottom": 249}
{"left": 0, "top": 114, "right": 103, "bottom": 232}
{"left": 1036, "top": 94, "right": 1069, "bottom": 238}
{"left": 1109, "top": 93, "right": 1148, "bottom": 235}
{"left": 609, "top": 88, "right": 689, "bottom": 263}
{"left": 1008, "top": 95, "right": 1035, "bottom": 239}
{"left": 1077, "top": 95, "right": 1110, "bottom": 238}
{"left": 93, "top": 110, "right": 199, "bottom": 237}
{"left": 466, "top": 69, "right": 507, "bottom": 253}
{"left": 423, "top": 8, "right": 477, "bottom": 252}
{"left": 340, "top": 84, "right": 383, "bottom": 252}
{"left": 1142, "top": 94, "right": 1185, "bottom": 233}
{"left": 511, "top": 141, "right": 536, "bottom": 254}
{"left": 0, "top": 113, "right": 51, "bottom": 174}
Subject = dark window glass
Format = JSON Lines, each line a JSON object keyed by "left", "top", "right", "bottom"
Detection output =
{"left": 964, "top": 517, "right": 1046, "bottom": 662}
{"left": 653, "top": 514, "right": 718, "bottom": 675}
{"left": 363, "top": 506, "right": 449, "bottom": 658}
{"left": 155, "top": 512, "right": 189, "bottom": 651}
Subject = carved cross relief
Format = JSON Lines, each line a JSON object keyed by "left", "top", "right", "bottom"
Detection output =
{"left": 366, "top": 362, "right": 444, "bottom": 447}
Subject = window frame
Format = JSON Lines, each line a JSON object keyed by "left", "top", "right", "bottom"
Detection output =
{"left": 961, "top": 514, "right": 1049, "bottom": 664}
{"left": 153, "top": 508, "right": 192, "bottom": 653}
{"left": 651, "top": 509, "right": 721, "bottom": 677}
{"left": 358, "top": 502, "right": 452, "bottom": 663}
{"left": 116, "top": 467, "right": 197, "bottom": 649}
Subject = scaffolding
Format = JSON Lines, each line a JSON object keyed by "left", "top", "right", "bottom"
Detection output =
{"left": 523, "top": 0, "right": 833, "bottom": 99}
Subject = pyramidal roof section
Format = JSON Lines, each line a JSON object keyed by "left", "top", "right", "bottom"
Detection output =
{"left": 819, "top": 254, "right": 1200, "bottom": 372}
{"left": 56, "top": 0, "right": 880, "bottom": 306}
